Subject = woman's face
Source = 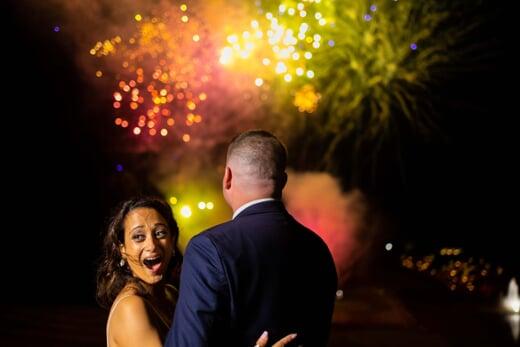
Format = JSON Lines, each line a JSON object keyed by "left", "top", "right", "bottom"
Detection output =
{"left": 120, "top": 207, "right": 174, "bottom": 285}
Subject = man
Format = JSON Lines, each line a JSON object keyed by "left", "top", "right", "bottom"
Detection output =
{"left": 166, "top": 130, "right": 337, "bottom": 347}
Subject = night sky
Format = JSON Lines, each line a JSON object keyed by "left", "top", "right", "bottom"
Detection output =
{"left": 3, "top": 0, "right": 516, "bottom": 305}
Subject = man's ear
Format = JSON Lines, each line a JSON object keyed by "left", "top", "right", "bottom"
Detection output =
{"left": 223, "top": 166, "right": 232, "bottom": 190}
{"left": 281, "top": 171, "right": 288, "bottom": 189}
{"left": 274, "top": 172, "right": 288, "bottom": 199}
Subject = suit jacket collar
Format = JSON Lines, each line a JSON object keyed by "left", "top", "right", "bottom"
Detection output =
{"left": 233, "top": 199, "right": 286, "bottom": 220}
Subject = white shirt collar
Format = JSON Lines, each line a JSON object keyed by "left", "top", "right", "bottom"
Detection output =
{"left": 232, "top": 198, "right": 275, "bottom": 219}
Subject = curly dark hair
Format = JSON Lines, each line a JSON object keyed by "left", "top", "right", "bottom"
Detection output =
{"left": 96, "top": 196, "right": 182, "bottom": 308}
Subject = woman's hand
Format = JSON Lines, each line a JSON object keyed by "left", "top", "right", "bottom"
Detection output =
{"left": 254, "top": 331, "right": 297, "bottom": 347}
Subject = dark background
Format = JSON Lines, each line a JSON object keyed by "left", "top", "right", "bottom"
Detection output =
{"left": 3, "top": 0, "right": 516, "bottom": 306}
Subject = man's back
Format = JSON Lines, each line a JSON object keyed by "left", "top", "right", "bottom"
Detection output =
{"left": 168, "top": 200, "right": 337, "bottom": 347}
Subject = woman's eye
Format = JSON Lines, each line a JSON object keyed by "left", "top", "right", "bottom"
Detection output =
{"left": 155, "top": 229, "right": 168, "bottom": 238}
{"left": 132, "top": 234, "right": 145, "bottom": 242}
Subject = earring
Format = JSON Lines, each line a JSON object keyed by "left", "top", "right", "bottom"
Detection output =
{"left": 119, "top": 258, "right": 126, "bottom": 267}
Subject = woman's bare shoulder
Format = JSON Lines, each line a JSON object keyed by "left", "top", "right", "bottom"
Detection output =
{"left": 109, "top": 291, "right": 162, "bottom": 347}
{"left": 110, "top": 288, "right": 149, "bottom": 326}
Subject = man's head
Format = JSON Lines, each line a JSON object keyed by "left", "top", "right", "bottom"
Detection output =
{"left": 223, "top": 130, "right": 287, "bottom": 211}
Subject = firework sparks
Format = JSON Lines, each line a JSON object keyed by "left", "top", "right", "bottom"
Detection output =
{"left": 90, "top": 4, "right": 214, "bottom": 143}
{"left": 218, "top": 0, "right": 333, "bottom": 113}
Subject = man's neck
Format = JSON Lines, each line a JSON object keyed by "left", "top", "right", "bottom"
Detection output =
{"left": 232, "top": 197, "right": 276, "bottom": 219}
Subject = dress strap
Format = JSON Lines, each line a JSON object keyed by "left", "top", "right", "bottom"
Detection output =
{"left": 106, "top": 294, "right": 136, "bottom": 347}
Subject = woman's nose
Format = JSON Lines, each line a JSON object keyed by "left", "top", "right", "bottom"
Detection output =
{"left": 144, "top": 235, "right": 159, "bottom": 251}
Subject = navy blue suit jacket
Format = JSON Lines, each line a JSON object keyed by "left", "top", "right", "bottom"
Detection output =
{"left": 165, "top": 200, "right": 337, "bottom": 347}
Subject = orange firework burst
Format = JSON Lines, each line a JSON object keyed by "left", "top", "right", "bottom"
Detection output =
{"left": 90, "top": 4, "right": 215, "bottom": 142}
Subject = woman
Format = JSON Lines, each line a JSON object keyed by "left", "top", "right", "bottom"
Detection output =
{"left": 97, "top": 196, "right": 295, "bottom": 347}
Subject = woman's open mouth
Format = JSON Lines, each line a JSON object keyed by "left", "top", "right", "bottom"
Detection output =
{"left": 143, "top": 256, "right": 163, "bottom": 273}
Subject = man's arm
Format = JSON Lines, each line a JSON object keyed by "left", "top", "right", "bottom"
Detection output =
{"left": 165, "top": 234, "right": 227, "bottom": 347}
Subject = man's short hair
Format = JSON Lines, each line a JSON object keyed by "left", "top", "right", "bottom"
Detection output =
{"left": 227, "top": 130, "right": 287, "bottom": 181}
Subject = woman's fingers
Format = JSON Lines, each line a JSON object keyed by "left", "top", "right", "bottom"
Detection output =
{"left": 254, "top": 331, "right": 298, "bottom": 347}
{"left": 272, "top": 333, "right": 297, "bottom": 347}
{"left": 254, "top": 331, "right": 269, "bottom": 347}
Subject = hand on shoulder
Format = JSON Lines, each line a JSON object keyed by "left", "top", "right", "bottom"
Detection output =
{"left": 254, "top": 331, "right": 297, "bottom": 347}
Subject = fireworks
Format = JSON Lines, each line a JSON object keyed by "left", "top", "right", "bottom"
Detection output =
{"left": 315, "top": 0, "right": 465, "bottom": 137}
{"left": 85, "top": 0, "right": 480, "bottom": 159}
{"left": 90, "top": 4, "right": 214, "bottom": 142}
{"left": 218, "top": 0, "right": 333, "bottom": 113}
{"left": 294, "top": 84, "right": 321, "bottom": 113}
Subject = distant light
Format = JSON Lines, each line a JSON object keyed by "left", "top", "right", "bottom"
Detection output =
{"left": 180, "top": 4, "right": 188, "bottom": 11}
{"left": 336, "top": 289, "right": 344, "bottom": 299}
{"left": 255, "top": 78, "right": 264, "bottom": 87}
{"left": 385, "top": 243, "right": 393, "bottom": 251}
{"left": 169, "top": 197, "right": 178, "bottom": 205}
{"left": 133, "top": 127, "right": 141, "bottom": 135}
{"left": 363, "top": 14, "right": 372, "bottom": 21}
{"left": 328, "top": 40, "right": 335, "bottom": 47}
{"left": 370, "top": 5, "right": 377, "bottom": 12}
{"left": 228, "top": 34, "right": 242, "bottom": 45}
{"left": 186, "top": 101, "right": 196, "bottom": 110}
{"left": 113, "top": 92, "right": 122, "bottom": 101}
{"left": 53, "top": 26, "right": 60, "bottom": 32}
{"left": 219, "top": 47, "right": 233, "bottom": 65}
{"left": 95, "top": 70, "right": 103, "bottom": 77}
{"left": 275, "top": 62, "right": 287, "bottom": 74}
{"left": 182, "top": 134, "right": 191, "bottom": 142}
{"left": 306, "top": 70, "right": 314, "bottom": 78}
{"left": 116, "top": 164, "right": 123, "bottom": 172}
{"left": 198, "top": 202, "right": 206, "bottom": 209}
{"left": 410, "top": 43, "right": 418, "bottom": 50}
{"left": 206, "top": 202, "right": 214, "bottom": 210}
{"left": 180, "top": 205, "right": 192, "bottom": 218}
{"left": 181, "top": 15, "right": 189, "bottom": 23}
{"left": 134, "top": 14, "right": 142, "bottom": 22}
{"left": 192, "top": 34, "right": 200, "bottom": 42}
